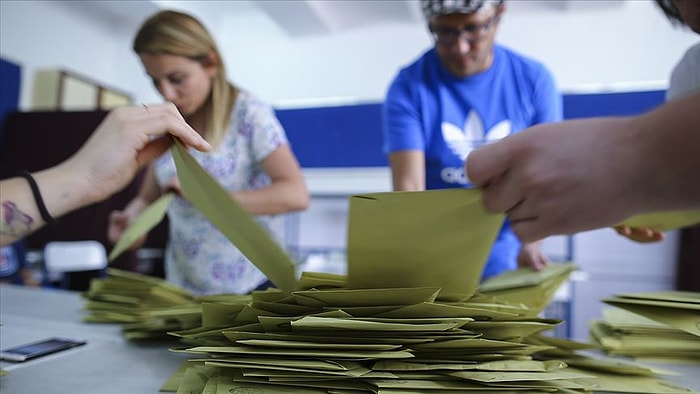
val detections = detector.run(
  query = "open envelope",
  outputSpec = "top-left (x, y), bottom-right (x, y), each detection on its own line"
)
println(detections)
top-left (346, 189), bottom-right (504, 301)
top-left (108, 193), bottom-right (174, 262)
top-left (171, 141), bottom-right (297, 293)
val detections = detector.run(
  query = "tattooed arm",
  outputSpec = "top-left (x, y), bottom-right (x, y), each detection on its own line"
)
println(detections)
top-left (0, 103), bottom-right (209, 247)
top-left (0, 166), bottom-right (94, 246)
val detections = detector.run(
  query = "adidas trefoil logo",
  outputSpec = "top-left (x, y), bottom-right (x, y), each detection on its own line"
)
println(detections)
top-left (440, 110), bottom-right (511, 184)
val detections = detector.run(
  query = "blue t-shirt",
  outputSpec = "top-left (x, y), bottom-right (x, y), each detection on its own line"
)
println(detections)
top-left (382, 45), bottom-right (562, 280)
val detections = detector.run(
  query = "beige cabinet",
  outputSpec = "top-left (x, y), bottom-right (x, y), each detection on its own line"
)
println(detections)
top-left (32, 69), bottom-right (132, 111)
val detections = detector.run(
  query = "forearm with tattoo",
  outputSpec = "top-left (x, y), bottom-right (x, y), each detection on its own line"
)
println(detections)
top-left (0, 200), bottom-right (35, 242)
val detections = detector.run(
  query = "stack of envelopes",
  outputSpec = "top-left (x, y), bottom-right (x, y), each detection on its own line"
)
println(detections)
top-left (82, 268), bottom-right (202, 340)
top-left (163, 269), bottom-right (697, 393)
top-left (163, 270), bottom-right (600, 393)
top-left (590, 291), bottom-right (700, 363)
top-left (477, 263), bottom-right (577, 315)
top-left (525, 332), bottom-right (697, 394)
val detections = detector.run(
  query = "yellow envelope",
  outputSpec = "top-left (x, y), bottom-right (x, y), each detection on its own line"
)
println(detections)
top-left (619, 210), bottom-right (700, 231)
top-left (186, 345), bottom-right (414, 359)
top-left (478, 262), bottom-right (577, 292)
top-left (108, 193), bottom-right (174, 262)
top-left (615, 291), bottom-right (700, 305)
top-left (375, 302), bottom-right (520, 320)
top-left (171, 141), bottom-right (297, 293)
top-left (602, 297), bottom-right (700, 337)
top-left (346, 189), bottom-right (504, 301)
top-left (565, 366), bottom-right (697, 393)
top-left (292, 287), bottom-right (441, 307)
top-left (289, 316), bottom-right (466, 332)
top-left (235, 339), bottom-right (401, 351)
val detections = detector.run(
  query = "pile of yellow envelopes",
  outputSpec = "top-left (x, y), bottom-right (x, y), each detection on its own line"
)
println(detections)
top-left (82, 268), bottom-right (201, 340)
top-left (163, 272), bottom-right (592, 393)
top-left (590, 291), bottom-right (700, 363)
top-left (158, 269), bottom-right (694, 393)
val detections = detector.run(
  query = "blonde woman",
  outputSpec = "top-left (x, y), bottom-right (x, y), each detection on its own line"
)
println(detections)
top-left (108, 10), bottom-right (309, 295)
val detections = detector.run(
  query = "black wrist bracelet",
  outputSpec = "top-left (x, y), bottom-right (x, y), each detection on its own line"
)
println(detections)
top-left (17, 170), bottom-right (58, 225)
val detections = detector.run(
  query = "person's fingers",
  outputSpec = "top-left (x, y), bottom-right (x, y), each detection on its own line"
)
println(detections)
top-left (163, 184), bottom-right (182, 196)
top-left (517, 244), bottom-right (549, 271)
top-left (108, 210), bottom-right (127, 226)
top-left (135, 136), bottom-right (172, 168)
top-left (509, 218), bottom-right (548, 244)
top-left (614, 225), bottom-right (631, 237)
top-left (633, 228), bottom-right (664, 243)
top-left (163, 177), bottom-right (182, 196)
top-left (612, 226), bottom-right (665, 243)
top-left (467, 142), bottom-right (528, 215)
top-left (141, 114), bottom-right (210, 151)
top-left (536, 253), bottom-right (550, 270)
top-left (139, 102), bottom-right (176, 114)
top-left (651, 230), bottom-right (665, 242)
top-left (465, 140), bottom-right (512, 187)
top-left (135, 103), bottom-right (210, 151)
top-left (107, 211), bottom-right (128, 243)
top-left (479, 168), bottom-right (530, 217)
top-left (128, 235), bottom-right (147, 251)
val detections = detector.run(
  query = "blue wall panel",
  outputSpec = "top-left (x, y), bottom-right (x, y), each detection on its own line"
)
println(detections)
top-left (0, 57), bottom-right (22, 145)
top-left (563, 90), bottom-right (665, 119)
top-left (277, 90), bottom-right (666, 168)
top-left (277, 103), bottom-right (388, 168)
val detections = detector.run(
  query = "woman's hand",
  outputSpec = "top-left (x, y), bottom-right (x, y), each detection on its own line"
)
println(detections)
top-left (163, 176), bottom-right (182, 196)
top-left (517, 242), bottom-right (550, 270)
top-left (64, 103), bottom-right (209, 205)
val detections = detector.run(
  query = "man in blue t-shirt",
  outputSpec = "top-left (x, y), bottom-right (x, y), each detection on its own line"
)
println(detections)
top-left (382, 0), bottom-right (563, 280)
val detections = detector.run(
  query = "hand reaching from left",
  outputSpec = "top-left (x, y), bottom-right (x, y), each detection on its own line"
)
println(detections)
top-left (66, 103), bottom-right (209, 205)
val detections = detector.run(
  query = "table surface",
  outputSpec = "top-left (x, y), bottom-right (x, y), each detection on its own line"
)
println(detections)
top-left (0, 284), bottom-right (188, 393)
top-left (1, 284), bottom-right (698, 393)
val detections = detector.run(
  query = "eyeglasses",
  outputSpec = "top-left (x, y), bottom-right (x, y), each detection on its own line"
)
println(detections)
top-left (429, 16), bottom-right (499, 47)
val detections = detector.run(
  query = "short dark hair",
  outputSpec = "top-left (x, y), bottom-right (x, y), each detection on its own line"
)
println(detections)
top-left (422, 0), bottom-right (505, 20)
top-left (654, 0), bottom-right (684, 26)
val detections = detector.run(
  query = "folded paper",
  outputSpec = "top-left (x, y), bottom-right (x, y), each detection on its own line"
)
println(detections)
top-left (347, 189), bottom-right (504, 301)
top-left (171, 141), bottom-right (298, 293)
top-left (108, 193), bottom-right (174, 262)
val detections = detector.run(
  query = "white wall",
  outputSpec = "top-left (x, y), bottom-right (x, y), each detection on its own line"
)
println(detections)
top-left (2, 1), bottom-right (698, 107)
top-left (221, 0), bottom-right (700, 105)
top-left (0, 1), bottom-right (146, 108)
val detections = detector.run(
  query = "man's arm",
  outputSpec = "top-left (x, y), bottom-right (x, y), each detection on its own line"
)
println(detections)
top-left (389, 150), bottom-right (426, 191)
top-left (466, 92), bottom-right (700, 243)
top-left (383, 70), bottom-right (428, 192)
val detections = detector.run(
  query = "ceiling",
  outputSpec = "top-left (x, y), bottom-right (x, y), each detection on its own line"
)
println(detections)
top-left (61, 0), bottom-right (625, 38)
top-left (62, 0), bottom-right (424, 37)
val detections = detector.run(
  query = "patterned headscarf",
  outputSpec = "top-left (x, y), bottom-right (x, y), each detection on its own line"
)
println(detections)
top-left (421, 0), bottom-right (504, 19)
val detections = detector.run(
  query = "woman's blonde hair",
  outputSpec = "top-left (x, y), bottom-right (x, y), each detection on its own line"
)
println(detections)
top-left (133, 10), bottom-right (235, 148)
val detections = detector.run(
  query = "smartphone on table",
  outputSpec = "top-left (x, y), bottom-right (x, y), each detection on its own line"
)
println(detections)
top-left (0, 337), bottom-right (87, 362)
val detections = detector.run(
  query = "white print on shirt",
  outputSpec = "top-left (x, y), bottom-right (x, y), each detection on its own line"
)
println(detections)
top-left (441, 110), bottom-right (511, 184)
